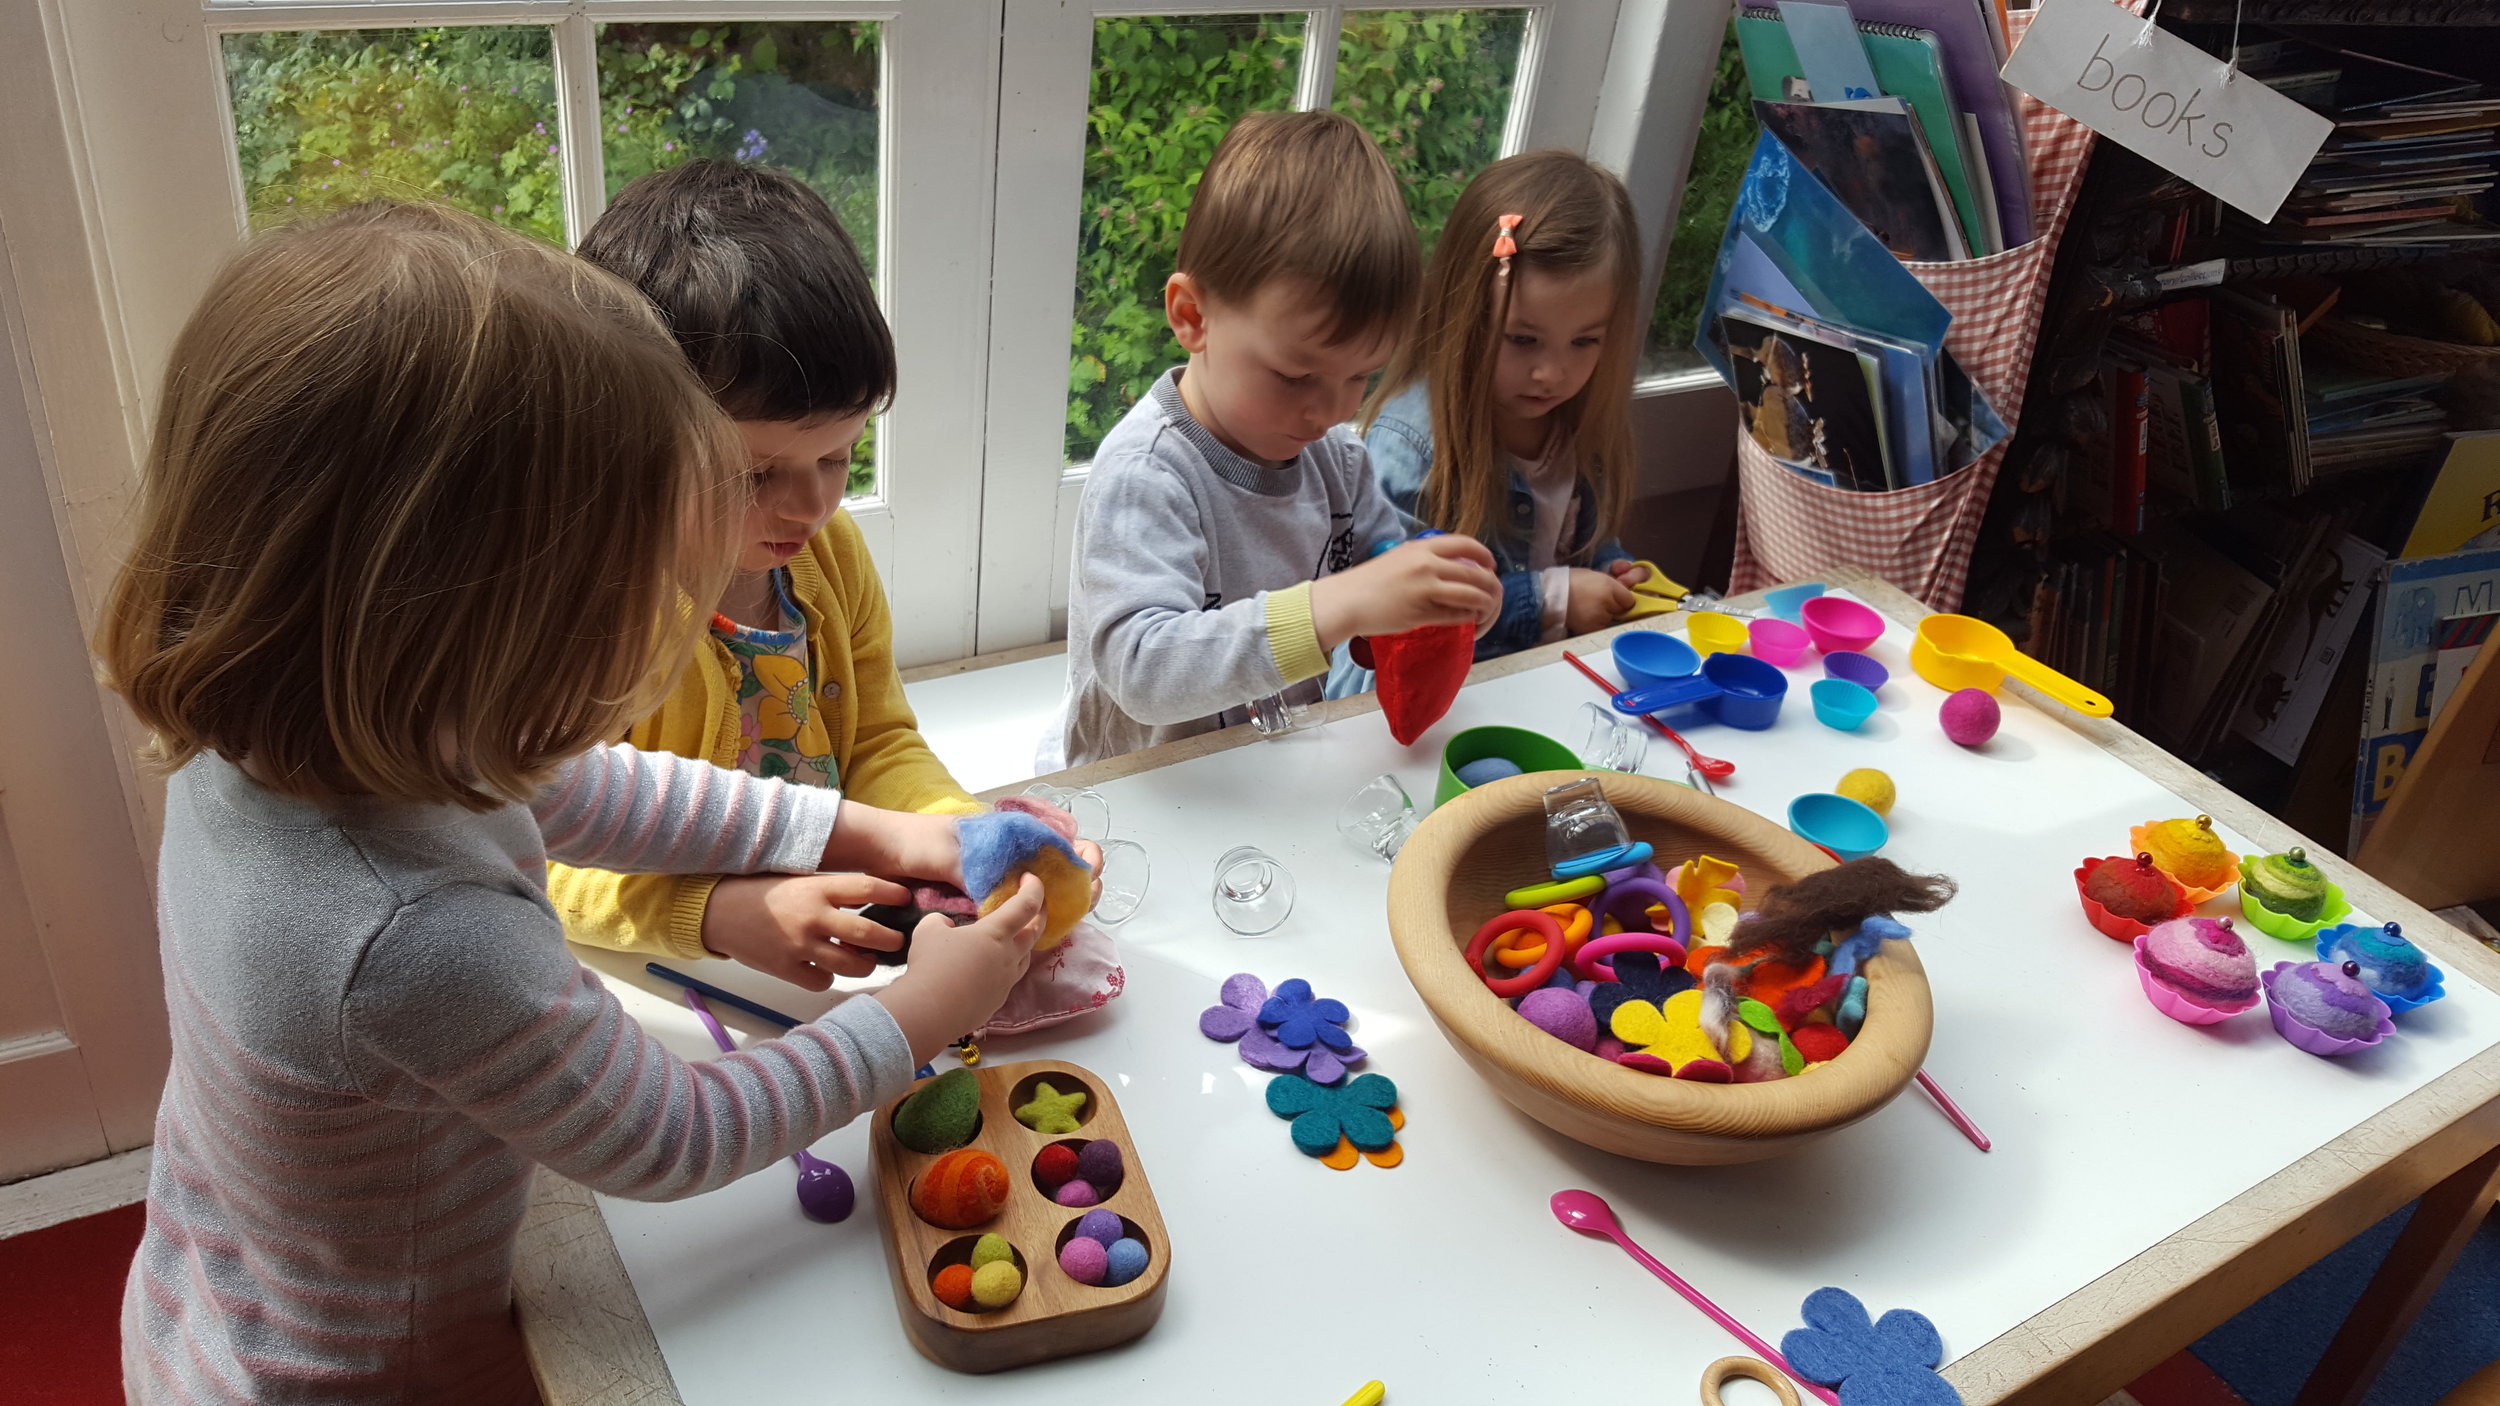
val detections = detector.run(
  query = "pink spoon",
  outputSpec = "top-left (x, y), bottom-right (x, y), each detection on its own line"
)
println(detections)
top-left (1550, 1189), bottom-right (1838, 1405)
top-left (685, 990), bottom-right (855, 1223)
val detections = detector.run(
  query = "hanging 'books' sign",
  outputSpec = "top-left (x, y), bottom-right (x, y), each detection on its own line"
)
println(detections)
top-left (2001, 0), bottom-right (2331, 221)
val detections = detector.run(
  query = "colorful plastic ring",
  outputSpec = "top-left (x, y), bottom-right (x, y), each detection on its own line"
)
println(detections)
top-left (1599, 877), bottom-right (1691, 946)
top-left (1505, 875), bottom-right (1603, 909)
top-left (1491, 903), bottom-right (1594, 968)
top-left (1573, 930), bottom-right (1691, 983)
top-left (1467, 910), bottom-right (1564, 997)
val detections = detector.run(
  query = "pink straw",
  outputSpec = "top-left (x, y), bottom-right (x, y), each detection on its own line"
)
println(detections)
top-left (1606, 1226), bottom-right (1837, 1404)
top-left (1915, 1069), bottom-right (1991, 1151)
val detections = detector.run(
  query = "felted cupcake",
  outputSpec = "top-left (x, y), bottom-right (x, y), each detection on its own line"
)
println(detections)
top-left (2129, 815), bottom-right (2240, 905)
top-left (2316, 922), bottom-right (2445, 1016)
top-left (2262, 960), bottom-right (2395, 1056)
top-left (2131, 916), bottom-right (2259, 1024)
top-left (2074, 853), bottom-right (2192, 941)
top-left (2236, 847), bottom-right (2351, 943)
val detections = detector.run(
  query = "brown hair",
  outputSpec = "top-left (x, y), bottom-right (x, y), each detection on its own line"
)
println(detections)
top-left (1177, 110), bottom-right (1419, 345)
top-left (97, 202), bottom-right (742, 809)
top-left (1366, 150), bottom-right (1643, 554)
top-left (1724, 859), bottom-right (1959, 966)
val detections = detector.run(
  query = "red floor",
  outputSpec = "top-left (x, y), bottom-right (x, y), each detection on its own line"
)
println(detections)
top-left (0, 1202), bottom-right (144, 1404)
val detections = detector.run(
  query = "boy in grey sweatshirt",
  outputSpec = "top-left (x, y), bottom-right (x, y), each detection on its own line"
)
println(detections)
top-left (1055, 111), bottom-right (1500, 768)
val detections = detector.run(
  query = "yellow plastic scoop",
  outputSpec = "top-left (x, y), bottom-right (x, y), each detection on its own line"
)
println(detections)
top-left (1910, 613), bottom-right (2113, 717)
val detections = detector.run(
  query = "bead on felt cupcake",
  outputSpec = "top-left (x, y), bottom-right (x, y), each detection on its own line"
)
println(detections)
top-left (2073, 853), bottom-right (2192, 941)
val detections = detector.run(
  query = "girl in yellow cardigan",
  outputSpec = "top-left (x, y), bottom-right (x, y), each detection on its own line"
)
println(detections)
top-left (558, 159), bottom-right (1004, 989)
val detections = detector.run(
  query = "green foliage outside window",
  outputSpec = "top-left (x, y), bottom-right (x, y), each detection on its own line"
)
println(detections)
top-left (1644, 25), bottom-right (1756, 377)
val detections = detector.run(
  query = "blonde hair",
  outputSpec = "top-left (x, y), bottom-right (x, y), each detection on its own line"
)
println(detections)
top-left (98, 202), bottom-right (742, 809)
top-left (1178, 110), bottom-right (1420, 345)
top-left (1366, 150), bottom-right (1642, 554)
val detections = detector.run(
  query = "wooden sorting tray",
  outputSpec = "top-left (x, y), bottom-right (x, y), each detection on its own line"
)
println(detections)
top-left (869, 1058), bottom-right (1170, 1373)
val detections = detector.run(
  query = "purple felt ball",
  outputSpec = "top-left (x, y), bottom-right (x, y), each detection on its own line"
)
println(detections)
top-left (1058, 1235), bottom-right (1109, 1285)
top-left (1074, 1139), bottom-right (1124, 1191)
top-left (1076, 1209), bottom-right (1124, 1246)
top-left (1515, 987), bottom-right (1598, 1052)
top-left (1054, 1178), bottom-right (1100, 1207)
top-left (1939, 688), bottom-right (2001, 747)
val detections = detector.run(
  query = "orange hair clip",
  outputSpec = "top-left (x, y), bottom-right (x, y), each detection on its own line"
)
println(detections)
top-left (1492, 212), bottom-right (1523, 268)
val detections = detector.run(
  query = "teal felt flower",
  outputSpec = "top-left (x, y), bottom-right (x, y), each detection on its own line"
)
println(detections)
top-left (1265, 1072), bottom-right (1399, 1157)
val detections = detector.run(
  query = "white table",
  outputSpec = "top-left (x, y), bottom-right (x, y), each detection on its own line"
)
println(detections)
top-left (518, 571), bottom-right (2500, 1405)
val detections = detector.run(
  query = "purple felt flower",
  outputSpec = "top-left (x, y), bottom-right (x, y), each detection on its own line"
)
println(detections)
top-left (1242, 1024), bottom-right (1365, 1085)
top-left (1258, 977), bottom-right (1352, 1051)
top-left (1781, 1287), bottom-right (1960, 1406)
top-left (1199, 973), bottom-right (1268, 1042)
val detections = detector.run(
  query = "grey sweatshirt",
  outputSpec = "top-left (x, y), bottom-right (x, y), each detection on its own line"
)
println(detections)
top-left (1054, 368), bottom-right (1405, 767)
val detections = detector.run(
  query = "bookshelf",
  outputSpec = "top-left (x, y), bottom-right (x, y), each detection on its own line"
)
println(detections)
top-left (1962, 10), bottom-right (2500, 864)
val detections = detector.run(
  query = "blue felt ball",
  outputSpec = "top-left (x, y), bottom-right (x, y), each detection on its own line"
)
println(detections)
top-left (1104, 1237), bottom-right (1149, 1286)
top-left (1455, 757), bottom-right (1524, 789)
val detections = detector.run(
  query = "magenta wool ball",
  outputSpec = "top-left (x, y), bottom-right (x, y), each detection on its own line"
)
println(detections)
top-left (1939, 688), bottom-right (2001, 747)
top-left (1053, 1178), bottom-right (1101, 1207)
top-left (1058, 1235), bottom-right (1110, 1285)
top-left (1516, 987), bottom-right (1598, 1052)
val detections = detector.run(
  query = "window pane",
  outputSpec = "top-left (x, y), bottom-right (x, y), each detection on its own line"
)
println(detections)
top-left (1333, 9), bottom-right (1528, 251)
top-left (222, 27), bottom-right (562, 243)
top-left (1642, 23), bottom-right (1755, 379)
top-left (1065, 15), bottom-right (1308, 465)
top-left (596, 22), bottom-right (884, 496)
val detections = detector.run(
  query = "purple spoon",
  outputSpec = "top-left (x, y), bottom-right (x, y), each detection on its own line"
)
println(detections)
top-left (1550, 1189), bottom-right (1838, 1405)
top-left (684, 990), bottom-right (855, 1223)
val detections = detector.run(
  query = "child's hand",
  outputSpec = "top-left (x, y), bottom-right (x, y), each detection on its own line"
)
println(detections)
top-left (701, 874), bottom-right (911, 989)
top-left (1609, 560), bottom-right (1651, 588)
top-left (875, 875), bottom-right (1047, 1062)
top-left (821, 806), bottom-right (963, 890)
top-left (1075, 839), bottom-right (1105, 909)
top-left (1312, 534), bottom-right (1501, 651)
top-left (1565, 567), bottom-right (1637, 636)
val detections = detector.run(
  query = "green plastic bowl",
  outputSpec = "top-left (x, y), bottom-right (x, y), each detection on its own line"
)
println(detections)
top-left (2237, 876), bottom-right (2352, 944)
top-left (1435, 726), bottom-right (1582, 807)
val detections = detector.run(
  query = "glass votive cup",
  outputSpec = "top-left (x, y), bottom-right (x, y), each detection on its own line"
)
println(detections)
top-left (1090, 838), bottom-right (1150, 926)
top-left (1211, 845), bottom-right (1296, 935)
top-left (1337, 773), bottom-right (1418, 862)
top-left (1022, 782), bottom-right (1111, 841)
top-left (1579, 701), bottom-right (1650, 774)
top-left (1247, 691), bottom-right (1308, 738)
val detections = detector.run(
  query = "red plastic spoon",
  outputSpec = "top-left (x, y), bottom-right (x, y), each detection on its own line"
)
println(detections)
top-left (1564, 650), bottom-right (1736, 780)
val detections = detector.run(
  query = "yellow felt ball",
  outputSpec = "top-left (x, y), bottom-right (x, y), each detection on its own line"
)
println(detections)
top-left (970, 1258), bottom-right (1024, 1309)
top-left (1836, 768), bottom-right (1896, 816)
top-left (980, 843), bottom-right (1095, 952)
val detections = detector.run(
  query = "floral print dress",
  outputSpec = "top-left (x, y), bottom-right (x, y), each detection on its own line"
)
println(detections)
top-left (712, 569), bottom-right (838, 788)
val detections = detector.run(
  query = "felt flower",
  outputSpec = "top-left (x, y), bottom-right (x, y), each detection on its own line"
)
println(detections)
top-left (1266, 1072), bottom-right (1399, 1157)
top-left (1258, 978), bottom-right (1353, 1051)
top-left (1587, 950), bottom-right (1697, 1026)
top-left (1673, 854), bottom-right (1745, 915)
top-left (1242, 1025), bottom-right (1364, 1085)
top-left (1781, 1287), bottom-right (1961, 1406)
top-left (1611, 988), bottom-right (1749, 1076)
top-left (1198, 973), bottom-right (1268, 1042)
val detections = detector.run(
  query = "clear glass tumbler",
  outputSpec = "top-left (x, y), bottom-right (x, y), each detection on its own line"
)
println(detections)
top-left (1337, 773), bottom-right (1418, 862)
top-left (1211, 845), bottom-right (1295, 935)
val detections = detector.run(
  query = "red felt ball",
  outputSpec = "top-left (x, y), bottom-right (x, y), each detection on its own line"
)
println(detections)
top-left (932, 1263), bottom-right (976, 1310)
top-left (1791, 1023), bottom-right (1850, 1064)
top-left (1032, 1143), bottom-right (1080, 1190)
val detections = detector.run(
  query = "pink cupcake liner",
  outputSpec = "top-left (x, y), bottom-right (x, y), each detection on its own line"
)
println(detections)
top-left (2130, 933), bottom-right (2258, 1025)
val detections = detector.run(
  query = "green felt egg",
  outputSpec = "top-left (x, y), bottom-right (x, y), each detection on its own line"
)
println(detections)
top-left (893, 1067), bottom-right (981, 1153)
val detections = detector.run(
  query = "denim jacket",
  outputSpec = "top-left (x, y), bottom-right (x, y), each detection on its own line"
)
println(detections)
top-left (1324, 385), bottom-right (1629, 697)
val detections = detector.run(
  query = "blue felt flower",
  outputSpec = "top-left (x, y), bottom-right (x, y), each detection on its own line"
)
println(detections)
top-left (1587, 951), bottom-right (1697, 1026)
top-left (1265, 1072), bottom-right (1399, 1157)
top-left (1259, 978), bottom-right (1353, 1051)
top-left (1781, 1287), bottom-right (1961, 1406)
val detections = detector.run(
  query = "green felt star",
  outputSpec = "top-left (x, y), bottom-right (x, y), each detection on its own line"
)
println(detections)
top-left (1013, 1080), bottom-right (1088, 1134)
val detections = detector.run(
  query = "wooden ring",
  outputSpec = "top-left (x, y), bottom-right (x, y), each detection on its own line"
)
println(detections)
top-left (1698, 1356), bottom-right (1802, 1406)
top-left (1465, 910), bottom-right (1563, 998)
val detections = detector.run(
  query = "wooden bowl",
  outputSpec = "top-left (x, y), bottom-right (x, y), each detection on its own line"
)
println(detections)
top-left (1387, 770), bottom-right (1933, 1165)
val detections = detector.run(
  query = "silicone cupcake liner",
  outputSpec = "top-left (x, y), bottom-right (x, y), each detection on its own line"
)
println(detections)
top-left (2312, 925), bottom-right (2448, 1016)
top-left (2261, 963), bottom-right (2395, 1056)
top-left (2130, 933), bottom-right (2258, 1025)
top-left (2128, 823), bottom-right (2241, 907)
top-left (2072, 859), bottom-right (2192, 942)
top-left (2235, 877), bottom-right (2352, 945)
top-left (1821, 651), bottom-right (1888, 693)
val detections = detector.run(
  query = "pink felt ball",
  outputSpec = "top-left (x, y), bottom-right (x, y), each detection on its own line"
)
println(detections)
top-left (1938, 688), bottom-right (2001, 747)
top-left (1054, 1178), bottom-right (1100, 1207)
top-left (1058, 1235), bottom-right (1109, 1285)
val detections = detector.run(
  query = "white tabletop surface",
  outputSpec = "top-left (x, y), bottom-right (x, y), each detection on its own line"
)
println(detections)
top-left (579, 593), bottom-right (2500, 1403)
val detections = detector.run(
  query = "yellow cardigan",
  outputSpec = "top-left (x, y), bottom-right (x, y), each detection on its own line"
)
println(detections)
top-left (550, 512), bottom-right (982, 960)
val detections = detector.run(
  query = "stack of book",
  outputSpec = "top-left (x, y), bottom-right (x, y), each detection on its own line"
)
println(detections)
top-left (2235, 38), bottom-right (2500, 248)
top-left (2303, 363), bottom-right (2452, 478)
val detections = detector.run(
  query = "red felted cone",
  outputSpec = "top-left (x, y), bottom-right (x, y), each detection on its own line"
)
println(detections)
top-left (1372, 622), bottom-right (1472, 745)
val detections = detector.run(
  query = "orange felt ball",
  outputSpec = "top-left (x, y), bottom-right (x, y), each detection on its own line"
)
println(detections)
top-left (912, 1149), bottom-right (1010, 1230)
top-left (932, 1263), bottom-right (977, 1310)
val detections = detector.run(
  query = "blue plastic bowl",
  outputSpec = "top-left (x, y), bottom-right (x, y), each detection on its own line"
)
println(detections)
top-left (1762, 582), bottom-right (1827, 624)
top-left (1699, 652), bottom-right (1787, 730)
top-left (1789, 792), bottom-right (1889, 860)
top-left (1822, 650), bottom-right (1889, 693)
top-left (1810, 678), bottom-right (1878, 731)
top-left (1612, 630), bottom-right (1701, 692)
